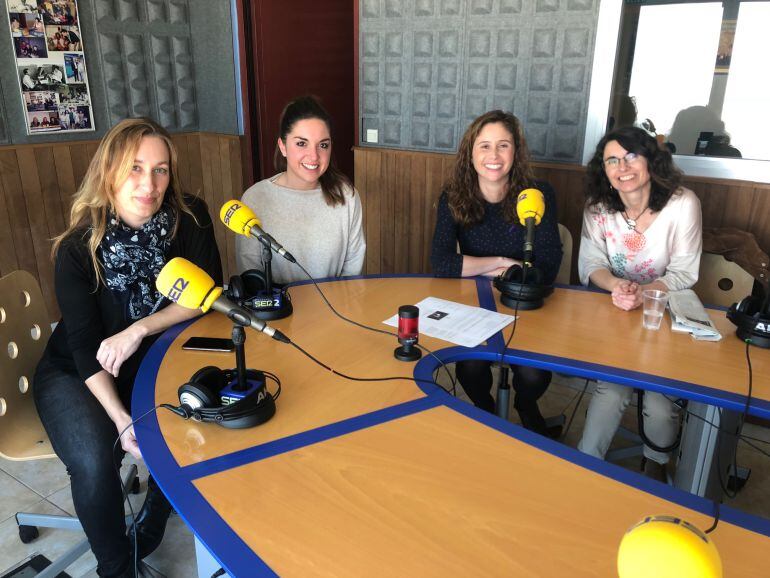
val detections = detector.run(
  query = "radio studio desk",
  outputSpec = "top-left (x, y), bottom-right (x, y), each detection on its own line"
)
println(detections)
top-left (134, 277), bottom-right (770, 577)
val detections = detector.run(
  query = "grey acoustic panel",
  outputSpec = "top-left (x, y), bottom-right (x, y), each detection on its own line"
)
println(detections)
top-left (0, 0), bottom-right (237, 144)
top-left (93, 0), bottom-right (197, 132)
top-left (359, 0), bottom-right (600, 162)
top-left (0, 80), bottom-right (7, 144)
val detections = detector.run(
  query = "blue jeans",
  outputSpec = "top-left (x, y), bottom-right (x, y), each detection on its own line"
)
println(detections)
top-left (33, 357), bottom-right (131, 577)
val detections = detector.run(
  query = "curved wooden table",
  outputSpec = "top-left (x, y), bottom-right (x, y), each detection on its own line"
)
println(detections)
top-left (134, 276), bottom-right (770, 577)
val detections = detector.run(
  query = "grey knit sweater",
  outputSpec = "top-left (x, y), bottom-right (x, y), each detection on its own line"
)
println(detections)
top-left (235, 175), bottom-right (366, 284)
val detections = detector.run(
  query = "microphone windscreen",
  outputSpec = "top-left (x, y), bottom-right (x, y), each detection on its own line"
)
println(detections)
top-left (220, 200), bottom-right (260, 236)
top-left (516, 188), bottom-right (545, 226)
top-left (156, 257), bottom-right (222, 312)
top-left (618, 515), bottom-right (722, 578)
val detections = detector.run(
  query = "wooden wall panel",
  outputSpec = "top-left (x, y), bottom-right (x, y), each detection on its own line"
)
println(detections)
top-left (0, 133), bottom-right (244, 322)
top-left (354, 147), bottom-right (770, 282)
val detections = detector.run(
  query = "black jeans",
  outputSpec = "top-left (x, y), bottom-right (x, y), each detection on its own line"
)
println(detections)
top-left (455, 359), bottom-right (552, 433)
top-left (33, 357), bottom-right (131, 577)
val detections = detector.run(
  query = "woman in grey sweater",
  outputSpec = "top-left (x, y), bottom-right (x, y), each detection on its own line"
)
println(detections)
top-left (236, 96), bottom-right (365, 284)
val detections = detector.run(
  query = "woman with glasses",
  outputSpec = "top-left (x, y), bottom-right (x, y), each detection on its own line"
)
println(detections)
top-left (577, 126), bottom-right (702, 481)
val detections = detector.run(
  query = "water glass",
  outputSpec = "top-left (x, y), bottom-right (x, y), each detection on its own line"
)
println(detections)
top-left (642, 290), bottom-right (669, 330)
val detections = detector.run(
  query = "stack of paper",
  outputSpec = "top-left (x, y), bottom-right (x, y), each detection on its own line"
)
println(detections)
top-left (668, 289), bottom-right (722, 341)
top-left (383, 296), bottom-right (515, 348)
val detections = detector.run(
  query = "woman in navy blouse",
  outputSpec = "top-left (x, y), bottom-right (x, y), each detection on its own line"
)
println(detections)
top-left (431, 110), bottom-right (563, 437)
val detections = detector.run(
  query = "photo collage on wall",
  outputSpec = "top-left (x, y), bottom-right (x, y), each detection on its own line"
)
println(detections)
top-left (6, 0), bottom-right (94, 134)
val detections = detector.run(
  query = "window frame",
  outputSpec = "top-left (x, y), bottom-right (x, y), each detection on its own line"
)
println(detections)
top-left (582, 0), bottom-right (770, 183)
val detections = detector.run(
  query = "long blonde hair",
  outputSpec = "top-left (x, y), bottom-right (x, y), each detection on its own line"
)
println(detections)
top-left (52, 117), bottom-right (193, 286)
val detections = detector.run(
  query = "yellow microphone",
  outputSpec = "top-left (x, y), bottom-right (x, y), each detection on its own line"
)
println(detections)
top-left (220, 200), bottom-right (296, 263)
top-left (618, 515), bottom-right (722, 578)
top-left (515, 188), bottom-right (545, 266)
top-left (156, 257), bottom-right (290, 343)
top-left (516, 188), bottom-right (545, 226)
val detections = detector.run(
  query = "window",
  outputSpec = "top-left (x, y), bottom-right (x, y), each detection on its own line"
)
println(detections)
top-left (584, 0), bottom-right (770, 181)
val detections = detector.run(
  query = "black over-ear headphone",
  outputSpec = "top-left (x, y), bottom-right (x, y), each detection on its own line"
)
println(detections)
top-left (727, 295), bottom-right (770, 348)
top-left (227, 270), bottom-right (293, 320)
top-left (493, 264), bottom-right (553, 310)
top-left (175, 366), bottom-right (279, 428)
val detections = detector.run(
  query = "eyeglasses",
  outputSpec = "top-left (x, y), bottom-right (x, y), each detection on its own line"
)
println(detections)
top-left (603, 152), bottom-right (640, 168)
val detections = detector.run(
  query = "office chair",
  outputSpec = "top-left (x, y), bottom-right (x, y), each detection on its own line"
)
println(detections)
top-left (0, 270), bottom-right (139, 577)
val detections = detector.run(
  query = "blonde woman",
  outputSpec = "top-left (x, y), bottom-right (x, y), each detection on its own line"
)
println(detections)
top-left (33, 118), bottom-right (222, 577)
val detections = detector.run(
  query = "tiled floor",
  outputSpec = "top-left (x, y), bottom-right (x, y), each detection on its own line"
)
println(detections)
top-left (1, 373), bottom-right (768, 577)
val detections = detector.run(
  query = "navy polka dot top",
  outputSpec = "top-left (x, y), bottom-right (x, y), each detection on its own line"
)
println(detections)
top-left (430, 180), bottom-right (563, 284)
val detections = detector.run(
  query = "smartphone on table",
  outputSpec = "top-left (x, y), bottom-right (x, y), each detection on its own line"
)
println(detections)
top-left (181, 337), bottom-right (235, 352)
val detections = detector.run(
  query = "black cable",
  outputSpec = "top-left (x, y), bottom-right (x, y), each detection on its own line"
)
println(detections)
top-left (112, 404), bottom-right (165, 578)
top-left (560, 379), bottom-right (590, 441)
top-left (636, 389), bottom-right (683, 453)
top-left (739, 436), bottom-right (770, 459)
top-left (704, 502), bottom-right (721, 534)
top-left (680, 405), bottom-right (770, 453)
top-left (293, 261), bottom-right (458, 396)
top-left (287, 340), bottom-right (453, 393)
top-left (493, 272), bottom-right (524, 415)
top-left (705, 340), bottom-right (755, 533)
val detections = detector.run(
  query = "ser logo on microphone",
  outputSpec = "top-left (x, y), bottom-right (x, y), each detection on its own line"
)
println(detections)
top-left (222, 202), bottom-right (241, 226)
top-left (168, 277), bottom-right (189, 303)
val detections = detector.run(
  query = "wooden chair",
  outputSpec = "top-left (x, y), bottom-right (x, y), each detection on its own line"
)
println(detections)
top-left (556, 224), bottom-right (573, 285)
top-left (693, 252), bottom-right (754, 307)
top-left (0, 270), bottom-right (138, 577)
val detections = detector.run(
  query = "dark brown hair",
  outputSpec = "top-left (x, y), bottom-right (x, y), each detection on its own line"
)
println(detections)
top-left (273, 95), bottom-right (351, 206)
top-left (585, 125), bottom-right (683, 213)
top-left (444, 110), bottom-right (534, 227)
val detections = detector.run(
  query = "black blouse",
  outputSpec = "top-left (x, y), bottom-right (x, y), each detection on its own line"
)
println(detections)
top-left (41, 195), bottom-right (223, 393)
top-left (430, 180), bottom-right (563, 284)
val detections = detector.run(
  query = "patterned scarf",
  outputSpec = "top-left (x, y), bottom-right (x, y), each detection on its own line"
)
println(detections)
top-left (99, 206), bottom-right (176, 320)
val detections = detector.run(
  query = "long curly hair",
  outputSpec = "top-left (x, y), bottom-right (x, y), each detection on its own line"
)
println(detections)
top-left (52, 117), bottom-right (193, 286)
top-left (585, 125), bottom-right (683, 213)
top-left (273, 95), bottom-right (351, 207)
top-left (444, 110), bottom-right (534, 227)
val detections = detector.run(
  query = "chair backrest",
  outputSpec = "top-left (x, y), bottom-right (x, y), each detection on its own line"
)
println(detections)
top-left (556, 224), bottom-right (573, 285)
top-left (0, 270), bottom-right (55, 460)
top-left (693, 253), bottom-right (754, 308)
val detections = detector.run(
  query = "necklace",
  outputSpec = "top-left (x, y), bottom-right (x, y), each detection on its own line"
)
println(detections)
top-left (622, 206), bottom-right (648, 231)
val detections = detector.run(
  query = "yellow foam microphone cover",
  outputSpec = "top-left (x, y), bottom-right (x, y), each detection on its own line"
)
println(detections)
top-left (220, 200), bottom-right (260, 236)
top-left (516, 188), bottom-right (545, 226)
top-left (618, 515), bottom-right (722, 578)
top-left (156, 257), bottom-right (223, 313)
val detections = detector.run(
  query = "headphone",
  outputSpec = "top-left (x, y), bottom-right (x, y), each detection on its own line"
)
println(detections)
top-left (174, 366), bottom-right (279, 428)
top-left (727, 295), bottom-right (770, 349)
top-left (227, 270), bottom-right (293, 320)
top-left (493, 264), bottom-right (553, 310)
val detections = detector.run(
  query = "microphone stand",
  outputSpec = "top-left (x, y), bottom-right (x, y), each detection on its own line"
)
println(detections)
top-left (232, 323), bottom-right (248, 392)
top-left (259, 237), bottom-right (274, 296)
top-left (247, 234), bottom-right (292, 321)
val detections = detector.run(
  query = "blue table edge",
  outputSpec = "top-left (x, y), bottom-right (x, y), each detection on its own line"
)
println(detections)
top-left (133, 275), bottom-right (770, 577)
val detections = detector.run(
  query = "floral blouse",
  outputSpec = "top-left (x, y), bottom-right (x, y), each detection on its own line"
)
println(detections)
top-left (578, 187), bottom-right (702, 291)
